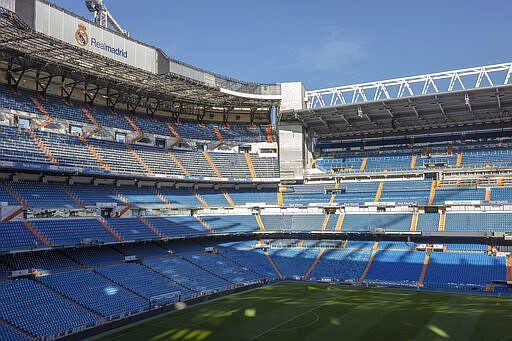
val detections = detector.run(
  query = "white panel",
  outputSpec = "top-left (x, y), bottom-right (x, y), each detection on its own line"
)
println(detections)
top-left (169, 61), bottom-right (204, 82)
top-left (34, 1), bottom-right (157, 74)
top-left (280, 82), bottom-right (306, 111)
top-left (63, 11), bottom-right (74, 41)
top-left (279, 122), bottom-right (304, 179)
top-left (35, 0), bottom-right (48, 33)
top-left (48, 5), bottom-right (62, 39)
top-left (0, 0), bottom-right (15, 11)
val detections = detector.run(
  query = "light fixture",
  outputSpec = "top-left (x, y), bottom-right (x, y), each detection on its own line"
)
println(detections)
top-left (357, 106), bottom-right (364, 117)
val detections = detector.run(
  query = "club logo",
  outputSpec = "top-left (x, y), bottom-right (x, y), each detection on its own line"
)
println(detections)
top-left (75, 24), bottom-right (89, 47)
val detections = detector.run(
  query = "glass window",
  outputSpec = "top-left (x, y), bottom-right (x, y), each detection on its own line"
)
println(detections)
top-left (70, 125), bottom-right (82, 135)
top-left (18, 117), bottom-right (30, 129)
top-left (115, 132), bottom-right (126, 143)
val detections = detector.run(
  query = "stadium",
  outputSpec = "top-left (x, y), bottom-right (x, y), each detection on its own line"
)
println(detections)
top-left (0, 0), bottom-right (512, 340)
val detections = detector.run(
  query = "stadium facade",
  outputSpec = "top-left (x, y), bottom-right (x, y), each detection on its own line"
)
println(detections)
top-left (0, 0), bottom-right (512, 339)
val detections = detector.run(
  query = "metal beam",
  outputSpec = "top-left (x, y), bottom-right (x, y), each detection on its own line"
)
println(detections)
top-left (0, 9), bottom-right (277, 116)
top-left (408, 99), bottom-right (421, 119)
top-left (307, 62), bottom-right (512, 108)
top-left (434, 95), bottom-right (447, 119)
top-left (496, 88), bottom-right (502, 111)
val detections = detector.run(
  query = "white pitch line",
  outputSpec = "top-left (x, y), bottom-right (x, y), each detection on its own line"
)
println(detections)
top-left (248, 303), bottom-right (325, 341)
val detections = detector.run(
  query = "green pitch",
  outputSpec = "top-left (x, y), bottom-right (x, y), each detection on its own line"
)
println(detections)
top-left (90, 282), bottom-right (512, 341)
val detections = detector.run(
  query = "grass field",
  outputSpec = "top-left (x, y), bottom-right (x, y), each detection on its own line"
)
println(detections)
top-left (90, 282), bottom-right (512, 341)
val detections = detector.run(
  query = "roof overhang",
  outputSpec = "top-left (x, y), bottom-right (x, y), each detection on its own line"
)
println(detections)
top-left (281, 85), bottom-right (512, 139)
top-left (0, 6), bottom-right (279, 113)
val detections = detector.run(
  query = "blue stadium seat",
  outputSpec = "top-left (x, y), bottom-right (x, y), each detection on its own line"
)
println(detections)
top-left (309, 249), bottom-right (372, 281)
top-left (143, 256), bottom-right (232, 293)
top-left (95, 263), bottom-right (192, 303)
top-left (364, 250), bottom-right (424, 285)
top-left (423, 252), bottom-right (506, 289)
top-left (185, 253), bottom-right (262, 284)
top-left (0, 279), bottom-right (99, 338)
top-left (39, 270), bottom-right (149, 319)
top-left (267, 248), bottom-right (319, 279)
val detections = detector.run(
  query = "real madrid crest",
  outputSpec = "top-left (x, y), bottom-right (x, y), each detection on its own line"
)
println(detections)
top-left (75, 24), bottom-right (89, 47)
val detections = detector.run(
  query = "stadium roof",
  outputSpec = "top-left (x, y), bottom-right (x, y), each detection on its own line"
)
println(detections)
top-left (0, 5), bottom-right (280, 115)
top-left (281, 63), bottom-right (512, 139)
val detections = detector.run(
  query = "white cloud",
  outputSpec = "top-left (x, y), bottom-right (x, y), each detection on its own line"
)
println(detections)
top-left (294, 26), bottom-right (369, 71)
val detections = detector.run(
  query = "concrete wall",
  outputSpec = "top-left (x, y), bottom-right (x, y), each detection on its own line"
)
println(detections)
top-left (278, 122), bottom-right (304, 179)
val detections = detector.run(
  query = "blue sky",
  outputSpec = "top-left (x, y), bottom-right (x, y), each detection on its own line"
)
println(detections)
top-left (49, 0), bottom-right (512, 90)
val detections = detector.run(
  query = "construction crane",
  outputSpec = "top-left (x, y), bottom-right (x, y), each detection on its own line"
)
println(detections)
top-left (85, 0), bottom-right (128, 36)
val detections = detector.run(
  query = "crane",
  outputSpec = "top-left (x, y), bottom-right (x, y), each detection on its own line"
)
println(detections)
top-left (85, 0), bottom-right (128, 36)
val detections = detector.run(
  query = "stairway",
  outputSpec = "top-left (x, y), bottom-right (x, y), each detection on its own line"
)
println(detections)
top-left (78, 135), bottom-right (111, 171)
top-left (166, 122), bottom-right (182, 140)
top-left (124, 143), bottom-right (153, 174)
top-left (33, 279), bottom-right (104, 318)
top-left (329, 183), bottom-right (339, 203)
top-left (263, 251), bottom-right (284, 280)
top-left (428, 179), bottom-right (437, 205)
top-left (190, 189), bottom-right (208, 207)
top-left (138, 216), bottom-right (164, 239)
top-left (81, 107), bottom-right (101, 136)
top-left (321, 214), bottom-right (330, 232)
top-left (277, 185), bottom-right (284, 206)
top-left (22, 221), bottom-right (52, 247)
top-left (374, 182), bottom-right (384, 202)
top-left (410, 212), bottom-right (418, 232)
top-left (194, 216), bottom-right (214, 233)
top-left (303, 249), bottom-right (325, 280)
top-left (60, 184), bottom-right (85, 208)
top-left (97, 218), bottom-right (123, 241)
top-left (124, 115), bottom-right (143, 142)
top-left (359, 156), bottom-right (368, 171)
top-left (335, 214), bottom-right (345, 231)
top-left (254, 214), bottom-right (266, 232)
top-left (163, 148), bottom-right (190, 176)
top-left (0, 180), bottom-right (27, 208)
top-left (438, 212), bottom-right (446, 232)
top-left (202, 151), bottom-right (222, 178)
top-left (456, 152), bottom-right (463, 167)
top-left (25, 128), bottom-right (59, 165)
top-left (151, 188), bottom-right (174, 209)
top-left (358, 241), bottom-right (379, 283)
top-left (220, 188), bottom-right (235, 207)
top-left (110, 187), bottom-right (131, 216)
top-left (31, 97), bottom-right (53, 129)
top-left (244, 153), bottom-right (257, 178)
top-left (417, 250), bottom-right (431, 287)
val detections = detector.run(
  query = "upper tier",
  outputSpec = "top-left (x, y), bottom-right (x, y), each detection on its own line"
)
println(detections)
top-left (0, 83), bottom-right (272, 143)
top-left (0, 83), bottom-right (279, 181)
